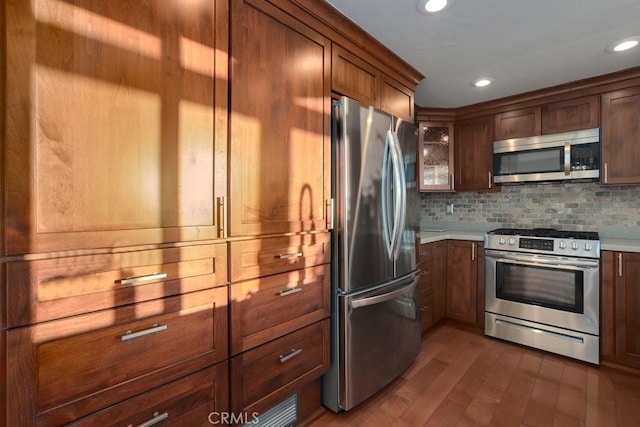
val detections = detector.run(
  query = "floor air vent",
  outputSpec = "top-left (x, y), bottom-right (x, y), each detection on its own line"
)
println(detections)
top-left (246, 394), bottom-right (297, 427)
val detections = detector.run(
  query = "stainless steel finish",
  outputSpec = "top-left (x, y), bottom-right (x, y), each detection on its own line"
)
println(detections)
top-left (217, 196), bottom-right (227, 238)
top-left (279, 287), bottom-right (302, 297)
top-left (618, 253), bottom-right (623, 276)
top-left (484, 227), bottom-right (601, 364)
top-left (485, 313), bottom-right (599, 364)
top-left (277, 252), bottom-right (303, 259)
top-left (279, 348), bottom-right (303, 363)
top-left (493, 128), bottom-right (600, 183)
top-left (488, 171), bottom-right (492, 188)
top-left (121, 323), bottom-right (168, 341)
top-left (323, 97), bottom-right (420, 412)
top-left (604, 162), bottom-right (609, 184)
top-left (472, 242), bottom-right (476, 261)
top-left (327, 198), bottom-right (335, 230)
top-left (116, 273), bottom-right (167, 285)
top-left (133, 411), bottom-right (169, 427)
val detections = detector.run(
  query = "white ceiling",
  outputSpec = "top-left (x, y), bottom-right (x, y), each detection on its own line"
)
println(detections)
top-left (325, 0), bottom-right (640, 108)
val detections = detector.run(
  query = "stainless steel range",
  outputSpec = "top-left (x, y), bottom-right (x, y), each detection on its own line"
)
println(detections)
top-left (484, 228), bottom-right (600, 364)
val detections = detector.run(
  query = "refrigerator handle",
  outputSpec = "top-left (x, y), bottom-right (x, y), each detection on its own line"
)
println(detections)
top-left (381, 130), bottom-right (394, 258)
top-left (350, 275), bottom-right (418, 309)
top-left (390, 129), bottom-right (407, 259)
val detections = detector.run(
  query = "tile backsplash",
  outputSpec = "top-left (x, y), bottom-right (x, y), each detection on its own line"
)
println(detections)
top-left (420, 182), bottom-right (640, 238)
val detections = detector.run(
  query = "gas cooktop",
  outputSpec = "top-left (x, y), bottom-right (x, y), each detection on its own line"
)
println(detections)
top-left (485, 228), bottom-right (600, 258)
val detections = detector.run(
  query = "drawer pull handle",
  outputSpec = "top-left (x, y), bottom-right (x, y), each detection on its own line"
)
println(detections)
top-left (117, 273), bottom-right (168, 285)
top-left (121, 324), bottom-right (168, 341)
top-left (279, 348), bottom-right (303, 363)
top-left (129, 411), bottom-right (169, 427)
top-left (277, 252), bottom-right (303, 259)
top-left (279, 287), bottom-right (302, 297)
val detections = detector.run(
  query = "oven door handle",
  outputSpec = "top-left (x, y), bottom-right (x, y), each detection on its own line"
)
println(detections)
top-left (486, 252), bottom-right (599, 269)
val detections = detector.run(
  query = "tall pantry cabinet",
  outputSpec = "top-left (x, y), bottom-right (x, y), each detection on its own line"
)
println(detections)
top-left (2, 0), bottom-right (230, 425)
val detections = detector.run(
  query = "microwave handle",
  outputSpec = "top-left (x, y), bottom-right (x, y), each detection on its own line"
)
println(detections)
top-left (564, 142), bottom-right (571, 176)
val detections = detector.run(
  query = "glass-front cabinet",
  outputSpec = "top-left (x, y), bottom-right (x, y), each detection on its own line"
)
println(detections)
top-left (418, 121), bottom-right (454, 191)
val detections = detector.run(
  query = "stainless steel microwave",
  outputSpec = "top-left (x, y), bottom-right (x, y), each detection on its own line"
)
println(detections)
top-left (493, 128), bottom-right (600, 184)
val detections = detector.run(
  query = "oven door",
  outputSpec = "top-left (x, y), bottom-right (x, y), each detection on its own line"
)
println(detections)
top-left (485, 250), bottom-right (599, 336)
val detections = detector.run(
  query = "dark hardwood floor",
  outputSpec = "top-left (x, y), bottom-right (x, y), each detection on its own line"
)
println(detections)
top-left (308, 323), bottom-right (640, 426)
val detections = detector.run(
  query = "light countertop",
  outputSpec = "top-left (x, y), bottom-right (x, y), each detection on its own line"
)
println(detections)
top-left (419, 229), bottom-right (640, 254)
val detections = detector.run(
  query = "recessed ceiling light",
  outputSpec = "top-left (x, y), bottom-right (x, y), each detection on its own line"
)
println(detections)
top-left (606, 36), bottom-right (640, 53)
top-left (416, 0), bottom-right (454, 15)
top-left (474, 78), bottom-right (494, 87)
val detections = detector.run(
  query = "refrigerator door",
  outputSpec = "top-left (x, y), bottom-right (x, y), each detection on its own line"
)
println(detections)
top-left (334, 97), bottom-right (396, 293)
top-left (394, 118), bottom-right (419, 277)
top-left (338, 272), bottom-right (420, 410)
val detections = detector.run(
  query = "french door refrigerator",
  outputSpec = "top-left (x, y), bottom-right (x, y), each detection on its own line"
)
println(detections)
top-left (322, 96), bottom-right (421, 412)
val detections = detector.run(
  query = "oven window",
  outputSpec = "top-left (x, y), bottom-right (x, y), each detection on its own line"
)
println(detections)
top-left (496, 262), bottom-right (584, 313)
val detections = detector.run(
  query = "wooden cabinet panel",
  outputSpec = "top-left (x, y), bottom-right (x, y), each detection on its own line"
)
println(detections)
top-left (454, 116), bottom-right (494, 192)
top-left (417, 241), bottom-right (446, 333)
top-left (332, 44), bottom-right (380, 108)
top-left (6, 243), bottom-right (228, 327)
top-left (494, 107), bottom-right (541, 140)
top-left (601, 87), bottom-right (640, 185)
top-left (61, 363), bottom-right (228, 427)
top-left (433, 241), bottom-right (447, 324)
top-left (230, 265), bottom-right (330, 354)
top-left (5, 288), bottom-right (227, 425)
top-left (230, 233), bottom-right (330, 282)
top-left (230, 319), bottom-right (330, 415)
top-left (3, 0), bottom-right (228, 255)
top-left (230, 0), bottom-right (331, 236)
top-left (541, 95), bottom-right (600, 134)
top-left (446, 240), bottom-right (480, 325)
top-left (380, 75), bottom-right (414, 122)
top-left (614, 252), bottom-right (640, 369)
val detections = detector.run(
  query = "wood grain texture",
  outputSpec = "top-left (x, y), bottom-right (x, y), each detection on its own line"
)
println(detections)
top-left (494, 107), bottom-right (542, 140)
top-left (309, 324), bottom-right (640, 427)
top-left (454, 116), bottom-right (494, 192)
top-left (446, 240), bottom-right (478, 325)
top-left (541, 95), bottom-right (600, 134)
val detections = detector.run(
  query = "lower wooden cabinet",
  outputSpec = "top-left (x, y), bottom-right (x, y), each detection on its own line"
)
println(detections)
top-left (602, 250), bottom-right (640, 369)
top-left (446, 240), bottom-right (484, 326)
top-left (68, 363), bottom-right (228, 427)
top-left (230, 319), bottom-right (330, 415)
top-left (417, 241), bottom-right (446, 333)
top-left (4, 288), bottom-right (228, 426)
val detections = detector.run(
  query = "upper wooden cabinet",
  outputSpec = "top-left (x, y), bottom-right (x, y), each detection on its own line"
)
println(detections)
top-left (229, 0), bottom-right (331, 236)
top-left (331, 44), bottom-right (414, 121)
top-left (493, 95), bottom-right (600, 140)
top-left (541, 95), bottom-right (600, 134)
top-left (331, 44), bottom-right (380, 109)
top-left (2, 0), bottom-right (228, 255)
top-left (601, 87), bottom-right (640, 185)
top-left (454, 116), bottom-right (495, 192)
top-left (494, 107), bottom-right (541, 140)
top-left (418, 122), bottom-right (454, 191)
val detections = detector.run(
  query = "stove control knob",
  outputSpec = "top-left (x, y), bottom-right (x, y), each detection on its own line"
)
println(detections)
top-left (559, 240), bottom-right (566, 249)
top-left (571, 241), bottom-right (579, 250)
top-left (499, 237), bottom-right (506, 245)
top-left (584, 243), bottom-right (593, 251)
top-left (509, 238), bottom-right (516, 245)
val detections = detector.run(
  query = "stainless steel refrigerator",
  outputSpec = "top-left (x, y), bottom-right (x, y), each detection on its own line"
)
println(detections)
top-left (322, 96), bottom-right (421, 412)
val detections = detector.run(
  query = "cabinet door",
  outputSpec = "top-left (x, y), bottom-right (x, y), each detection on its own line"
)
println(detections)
top-left (446, 240), bottom-right (478, 325)
top-left (3, 0), bottom-right (228, 255)
top-left (541, 95), bottom-right (600, 134)
top-left (454, 116), bottom-right (494, 191)
top-left (419, 122), bottom-right (454, 191)
top-left (601, 87), bottom-right (640, 185)
top-left (433, 241), bottom-right (447, 324)
top-left (230, 0), bottom-right (331, 236)
top-left (614, 252), bottom-right (640, 368)
top-left (331, 44), bottom-right (380, 108)
top-left (494, 107), bottom-right (541, 140)
top-left (380, 75), bottom-right (415, 122)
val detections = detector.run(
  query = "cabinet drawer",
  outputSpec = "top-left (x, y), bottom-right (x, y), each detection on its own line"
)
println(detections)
top-left (230, 265), bottom-right (330, 354)
top-left (230, 233), bottom-right (330, 282)
top-left (418, 243), bottom-right (434, 263)
top-left (6, 243), bottom-right (228, 327)
top-left (63, 363), bottom-right (228, 427)
top-left (231, 319), bottom-right (330, 414)
top-left (420, 292), bottom-right (435, 332)
top-left (6, 288), bottom-right (227, 424)
top-left (418, 263), bottom-right (434, 296)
